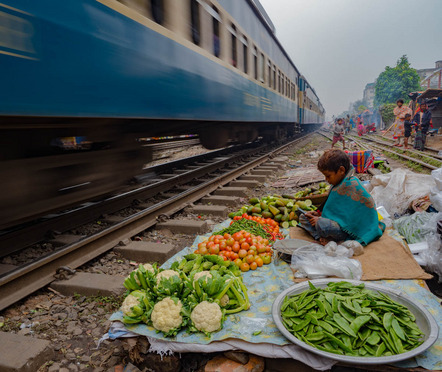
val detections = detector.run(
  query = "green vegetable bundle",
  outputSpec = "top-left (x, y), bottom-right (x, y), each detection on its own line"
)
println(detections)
top-left (213, 218), bottom-right (272, 240)
top-left (280, 281), bottom-right (424, 357)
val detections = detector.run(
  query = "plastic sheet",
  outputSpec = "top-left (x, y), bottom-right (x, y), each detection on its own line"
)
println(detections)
top-left (421, 234), bottom-right (442, 283)
top-left (366, 169), bottom-right (435, 217)
top-left (290, 243), bottom-right (362, 280)
top-left (429, 168), bottom-right (442, 212)
top-left (393, 212), bottom-right (442, 244)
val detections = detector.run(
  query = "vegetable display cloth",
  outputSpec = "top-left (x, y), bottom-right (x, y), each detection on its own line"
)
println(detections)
top-left (321, 170), bottom-right (383, 246)
top-left (289, 227), bottom-right (432, 281)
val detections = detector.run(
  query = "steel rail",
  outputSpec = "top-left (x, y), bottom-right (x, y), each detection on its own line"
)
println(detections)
top-left (0, 134), bottom-right (310, 310)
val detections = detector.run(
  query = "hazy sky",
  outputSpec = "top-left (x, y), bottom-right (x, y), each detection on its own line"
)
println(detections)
top-left (260, 0), bottom-right (442, 119)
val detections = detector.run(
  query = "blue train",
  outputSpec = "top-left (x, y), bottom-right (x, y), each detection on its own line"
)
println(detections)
top-left (0, 0), bottom-right (325, 227)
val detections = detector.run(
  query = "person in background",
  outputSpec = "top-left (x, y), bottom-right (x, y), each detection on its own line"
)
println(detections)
top-left (413, 102), bottom-right (432, 150)
top-left (345, 115), bottom-right (351, 134)
top-left (331, 118), bottom-right (346, 149)
top-left (357, 119), bottom-right (365, 136)
top-left (392, 99), bottom-right (412, 147)
top-left (349, 116), bottom-right (355, 130)
top-left (403, 113), bottom-right (413, 149)
top-left (299, 149), bottom-right (384, 246)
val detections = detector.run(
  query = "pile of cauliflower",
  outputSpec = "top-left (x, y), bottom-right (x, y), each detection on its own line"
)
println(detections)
top-left (120, 260), bottom-right (244, 337)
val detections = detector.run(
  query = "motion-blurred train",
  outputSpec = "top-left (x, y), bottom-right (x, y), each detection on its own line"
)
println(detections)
top-left (0, 0), bottom-right (325, 228)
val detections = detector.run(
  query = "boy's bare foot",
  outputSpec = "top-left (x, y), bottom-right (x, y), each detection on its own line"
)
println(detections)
top-left (319, 237), bottom-right (330, 246)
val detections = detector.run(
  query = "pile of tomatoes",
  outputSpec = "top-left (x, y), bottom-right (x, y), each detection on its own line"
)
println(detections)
top-left (194, 230), bottom-right (273, 272)
top-left (231, 214), bottom-right (283, 241)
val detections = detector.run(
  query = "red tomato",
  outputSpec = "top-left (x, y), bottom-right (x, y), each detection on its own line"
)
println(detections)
top-left (255, 257), bottom-right (264, 267)
top-left (199, 246), bottom-right (208, 255)
top-left (238, 249), bottom-right (248, 258)
top-left (249, 245), bottom-right (257, 252)
top-left (232, 232), bottom-right (243, 241)
top-left (257, 245), bottom-right (266, 254)
top-left (246, 254), bottom-right (255, 264)
top-left (226, 238), bottom-right (235, 247)
top-left (250, 262), bottom-right (258, 270)
top-left (246, 237), bottom-right (253, 245)
top-left (234, 258), bottom-right (242, 267)
top-left (209, 245), bottom-right (220, 255)
top-left (244, 232), bottom-right (251, 238)
top-left (240, 263), bottom-right (250, 272)
top-left (219, 241), bottom-right (227, 250)
top-left (265, 247), bottom-right (271, 252)
top-left (262, 255), bottom-right (272, 265)
top-left (232, 242), bottom-right (240, 253)
top-left (241, 242), bottom-right (250, 250)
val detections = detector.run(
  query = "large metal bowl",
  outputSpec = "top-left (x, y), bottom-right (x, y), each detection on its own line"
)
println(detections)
top-left (272, 279), bottom-right (439, 365)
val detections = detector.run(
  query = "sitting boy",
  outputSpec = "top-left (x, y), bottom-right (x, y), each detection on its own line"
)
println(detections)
top-left (299, 149), bottom-right (384, 246)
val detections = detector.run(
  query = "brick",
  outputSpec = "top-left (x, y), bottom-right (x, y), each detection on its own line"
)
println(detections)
top-left (114, 241), bottom-right (176, 263)
top-left (214, 187), bottom-right (248, 197)
top-left (0, 331), bottom-right (53, 372)
top-left (239, 175), bottom-right (267, 183)
top-left (0, 264), bottom-right (17, 275)
top-left (229, 180), bottom-right (260, 188)
top-left (191, 205), bottom-right (229, 217)
top-left (264, 358), bottom-right (316, 372)
top-left (48, 234), bottom-right (85, 246)
top-left (201, 195), bottom-right (241, 206)
top-left (50, 272), bottom-right (125, 297)
top-left (250, 170), bottom-right (273, 176)
top-left (205, 355), bottom-right (264, 372)
top-left (156, 220), bottom-right (208, 234)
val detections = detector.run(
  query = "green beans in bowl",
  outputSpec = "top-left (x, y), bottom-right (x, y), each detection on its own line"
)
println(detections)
top-left (272, 279), bottom-right (438, 364)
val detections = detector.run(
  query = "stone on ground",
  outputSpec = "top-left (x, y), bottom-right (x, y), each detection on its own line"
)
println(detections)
top-left (205, 354), bottom-right (264, 372)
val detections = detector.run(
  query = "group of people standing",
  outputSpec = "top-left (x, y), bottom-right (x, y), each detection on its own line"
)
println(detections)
top-left (392, 99), bottom-right (432, 150)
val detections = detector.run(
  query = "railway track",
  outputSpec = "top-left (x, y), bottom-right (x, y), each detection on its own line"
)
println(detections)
top-left (0, 134), bottom-right (309, 311)
top-left (318, 131), bottom-right (441, 171)
top-left (370, 133), bottom-right (441, 156)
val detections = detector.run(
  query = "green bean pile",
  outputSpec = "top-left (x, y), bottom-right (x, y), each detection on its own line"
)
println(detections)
top-left (280, 281), bottom-right (424, 357)
top-left (213, 219), bottom-right (272, 240)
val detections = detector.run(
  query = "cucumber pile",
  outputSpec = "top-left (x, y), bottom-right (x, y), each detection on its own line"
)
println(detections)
top-left (228, 195), bottom-right (317, 229)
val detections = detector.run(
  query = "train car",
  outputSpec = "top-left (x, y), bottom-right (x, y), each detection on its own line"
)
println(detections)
top-left (0, 0), bottom-right (324, 227)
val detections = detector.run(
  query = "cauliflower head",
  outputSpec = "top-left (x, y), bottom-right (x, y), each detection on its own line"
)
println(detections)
top-left (156, 270), bottom-right (179, 284)
top-left (151, 297), bottom-right (183, 333)
top-left (142, 263), bottom-right (155, 273)
top-left (220, 294), bottom-right (230, 307)
top-left (121, 292), bottom-right (143, 317)
top-left (193, 271), bottom-right (212, 283)
top-left (191, 301), bottom-right (223, 333)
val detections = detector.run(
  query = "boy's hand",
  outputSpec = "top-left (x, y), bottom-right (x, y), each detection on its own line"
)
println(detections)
top-left (305, 211), bottom-right (319, 218)
top-left (305, 211), bottom-right (320, 227)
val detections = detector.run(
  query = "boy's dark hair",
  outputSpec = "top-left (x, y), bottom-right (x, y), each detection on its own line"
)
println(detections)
top-left (397, 99), bottom-right (404, 104)
top-left (337, 118), bottom-right (343, 123)
top-left (404, 113), bottom-right (411, 119)
top-left (318, 149), bottom-right (351, 173)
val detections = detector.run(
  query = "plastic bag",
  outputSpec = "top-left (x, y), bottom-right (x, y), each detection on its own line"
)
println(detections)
top-left (420, 234), bottom-right (442, 283)
top-left (429, 168), bottom-right (442, 212)
top-left (393, 212), bottom-right (442, 244)
top-left (366, 169), bottom-right (435, 217)
top-left (290, 243), bottom-right (362, 280)
top-left (341, 240), bottom-right (364, 256)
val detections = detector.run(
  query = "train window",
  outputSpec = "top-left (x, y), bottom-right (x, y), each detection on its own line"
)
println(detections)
top-left (241, 36), bottom-right (248, 73)
top-left (277, 71), bottom-right (281, 93)
top-left (212, 6), bottom-right (221, 57)
top-left (190, 0), bottom-right (200, 45)
top-left (253, 47), bottom-right (258, 80)
top-left (268, 62), bottom-right (272, 87)
top-left (151, 0), bottom-right (164, 24)
top-left (273, 66), bottom-right (276, 90)
top-left (286, 78), bottom-right (289, 97)
top-left (259, 53), bottom-right (265, 83)
top-left (281, 74), bottom-right (285, 95)
top-left (229, 24), bottom-right (237, 67)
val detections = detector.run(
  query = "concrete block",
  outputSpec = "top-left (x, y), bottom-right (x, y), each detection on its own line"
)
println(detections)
top-left (250, 170), bottom-right (273, 176)
top-left (0, 331), bottom-right (53, 372)
top-left (48, 234), bottom-right (85, 246)
top-left (213, 187), bottom-right (248, 197)
top-left (257, 166), bottom-right (279, 171)
top-left (229, 180), bottom-right (260, 188)
top-left (114, 241), bottom-right (176, 263)
top-left (156, 220), bottom-right (208, 234)
top-left (0, 264), bottom-right (17, 275)
top-left (201, 195), bottom-right (240, 206)
top-left (270, 156), bottom-right (289, 163)
top-left (191, 205), bottom-right (229, 217)
top-left (50, 272), bottom-right (125, 297)
top-left (239, 175), bottom-right (267, 183)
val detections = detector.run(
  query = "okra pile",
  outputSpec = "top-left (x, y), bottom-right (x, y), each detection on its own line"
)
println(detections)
top-left (280, 281), bottom-right (424, 357)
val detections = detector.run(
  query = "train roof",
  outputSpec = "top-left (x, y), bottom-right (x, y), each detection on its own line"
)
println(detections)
top-left (244, 0), bottom-right (301, 78)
